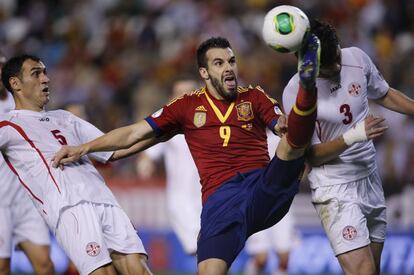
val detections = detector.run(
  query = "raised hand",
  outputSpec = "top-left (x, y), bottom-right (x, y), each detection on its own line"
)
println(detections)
top-left (364, 114), bottom-right (388, 140)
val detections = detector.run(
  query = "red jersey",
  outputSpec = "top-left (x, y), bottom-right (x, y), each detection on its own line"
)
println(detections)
top-left (145, 85), bottom-right (281, 202)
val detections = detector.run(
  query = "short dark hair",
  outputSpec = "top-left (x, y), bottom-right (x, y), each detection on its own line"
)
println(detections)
top-left (310, 19), bottom-right (340, 67)
top-left (196, 37), bottom-right (232, 68)
top-left (1, 54), bottom-right (41, 93)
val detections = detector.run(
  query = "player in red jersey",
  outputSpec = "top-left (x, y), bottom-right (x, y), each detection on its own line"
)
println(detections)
top-left (52, 35), bottom-right (320, 274)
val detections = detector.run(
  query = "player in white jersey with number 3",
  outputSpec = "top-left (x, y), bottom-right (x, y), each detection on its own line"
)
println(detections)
top-left (283, 19), bottom-right (414, 275)
top-left (0, 52), bottom-right (54, 275)
top-left (0, 55), bottom-right (152, 275)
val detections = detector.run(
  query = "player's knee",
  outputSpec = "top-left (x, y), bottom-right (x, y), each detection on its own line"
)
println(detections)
top-left (198, 259), bottom-right (228, 275)
top-left (342, 259), bottom-right (376, 275)
top-left (276, 136), bottom-right (307, 161)
top-left (122, 254), bottom-right (152, 275)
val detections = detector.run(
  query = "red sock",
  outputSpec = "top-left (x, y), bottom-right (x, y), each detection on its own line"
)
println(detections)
top-left (287, 85), bottom-right (317, 148)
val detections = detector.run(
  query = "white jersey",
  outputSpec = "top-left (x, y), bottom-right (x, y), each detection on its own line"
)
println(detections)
top-left (283, 47), bottom-right (389, 187)
top-left (145, 135), bottom-right (201, 253)
top-left (0, 94), bottom-right (19, 206)
top-left (0, 109), bottom-right (119, 231)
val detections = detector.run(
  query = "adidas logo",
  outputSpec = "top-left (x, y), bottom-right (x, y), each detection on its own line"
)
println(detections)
top-left (195, 105), bottom-right (207, 112)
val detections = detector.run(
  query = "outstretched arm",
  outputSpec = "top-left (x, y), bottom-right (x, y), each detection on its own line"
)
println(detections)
top-left (110, 129), bottom-right (176, 161)
top-left (374, 87), bottom-right (414, 115)
top-left (52, 120), bottom-right (155, 166)
top-left (306, 115), bottom-right (388, 166)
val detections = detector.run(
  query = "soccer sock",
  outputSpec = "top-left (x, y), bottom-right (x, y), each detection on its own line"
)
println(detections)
top-left (287, 85), bottom-right (317, 148)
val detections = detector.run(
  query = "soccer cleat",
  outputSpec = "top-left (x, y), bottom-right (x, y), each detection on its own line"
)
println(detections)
top-left (298, 33), bottom-right (321, 90)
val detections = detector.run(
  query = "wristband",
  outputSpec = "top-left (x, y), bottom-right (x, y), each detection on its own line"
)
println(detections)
top-left (342, 121), bottom-right (367, 146)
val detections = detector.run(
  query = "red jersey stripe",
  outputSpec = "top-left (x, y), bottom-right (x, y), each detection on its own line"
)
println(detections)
top-left (0, 120), bottom-right (62, 194)
top-left (2, 153), bottom-right (44, 204)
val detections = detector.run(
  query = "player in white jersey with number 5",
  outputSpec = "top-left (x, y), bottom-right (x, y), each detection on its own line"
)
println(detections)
top-left (283, 19), bottom-right (414, 275)
top-left (0, 55), bottom-right (152, 275)
top-left (0, 53), bottom-right (54, 275)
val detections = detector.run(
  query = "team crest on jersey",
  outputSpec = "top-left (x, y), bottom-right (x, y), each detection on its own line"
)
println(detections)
top-left (342, 226), bottom-right (357, 240)
top-left (86, 242), bottom-right (101, 256)
top-left (236, 102), bottom-right (254, 121)
top-left (193, 112), bottom-right (206, 128)
top-left (348, 82), bottom-right (362, 97)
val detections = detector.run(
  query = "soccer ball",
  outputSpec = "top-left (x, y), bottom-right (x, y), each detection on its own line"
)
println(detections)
top-left (262, 5), bottom-right (310, 53)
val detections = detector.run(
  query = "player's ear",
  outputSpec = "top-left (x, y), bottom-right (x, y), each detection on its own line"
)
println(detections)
top-left (9, 76), bottom-right (21, 92)
top-left (199, 67), bottom-right (209, 80)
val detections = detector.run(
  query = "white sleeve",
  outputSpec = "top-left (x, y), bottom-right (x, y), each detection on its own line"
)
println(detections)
top-left (71, 114), bottom-right (113, 163)
top-left (282, 74), bottom-right (300, 114)
top-left (144, 142), bottom-right (165, 161)
top-left (357, 47), bottom-right (389, 99)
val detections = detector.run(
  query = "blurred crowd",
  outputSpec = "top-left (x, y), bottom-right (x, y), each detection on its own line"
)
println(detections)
top-left (1, 0), bottom-right (414, 226)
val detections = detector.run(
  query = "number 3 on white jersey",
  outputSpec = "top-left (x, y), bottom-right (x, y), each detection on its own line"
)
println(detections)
top-left (339, 104), bottom-right (353, 124)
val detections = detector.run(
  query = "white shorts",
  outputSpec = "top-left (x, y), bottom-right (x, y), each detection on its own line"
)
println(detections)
top-left (245, 211), bottom-right (299, 254)
top-left (55, 202), bottom-right (147, 275)
top-left (0, 191), bottom-right (50, 258)
top-left (312, 169), bottom-right (386, 256)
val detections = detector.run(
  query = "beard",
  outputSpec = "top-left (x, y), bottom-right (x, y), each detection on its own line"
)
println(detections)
top-left (210, 74), bottom-right (238, 102)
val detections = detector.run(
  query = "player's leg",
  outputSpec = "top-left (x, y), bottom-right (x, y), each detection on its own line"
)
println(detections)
top-left (12, 191), bottom-right (54, 275)
top-left (370, 242), bottom-right (384, 275)
top-left (55, 202), bottom-right (114, 275)
top-left (337, 246), bottom-right (376, 275)
top-left (243, 252), bottom-right (268, 275)
top-left (364, 170), bottom-right (386, 275)
top-left (277, 33), bottom-right (320, 161)
top-left (197, 222), bottom-right (245, 275)
top-left (89, 263), bottom-right (116, 275)
top-left (110, 253), bottom-right (152, 275)
top-left (198, 258), bottom-right (227, 275)
top-left (244, 230), bottom-right (270, 275)
top-left (98, 204), bottom-right (151, 275)
top-left (313, 185), bottom-right (374, 275)
top-left (19, 241), bottom-right (54, 275)
top-left (312, 173), bottom-right (385, 275)
top-left (270, 213), bottom-right (297, 274)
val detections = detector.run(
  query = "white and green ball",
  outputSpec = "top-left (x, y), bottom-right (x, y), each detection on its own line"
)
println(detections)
top-left (262, 5), bottom-right (310, 53)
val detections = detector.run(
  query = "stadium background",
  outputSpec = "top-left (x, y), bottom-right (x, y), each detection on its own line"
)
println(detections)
top-left (1, 0), bottom-right (414, 273)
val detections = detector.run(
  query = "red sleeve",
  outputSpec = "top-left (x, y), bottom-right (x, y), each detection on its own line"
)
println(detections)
top-left (253, 86), bottom-right (283, 131)
top-left (144, 95), bottom-right (186, 137)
